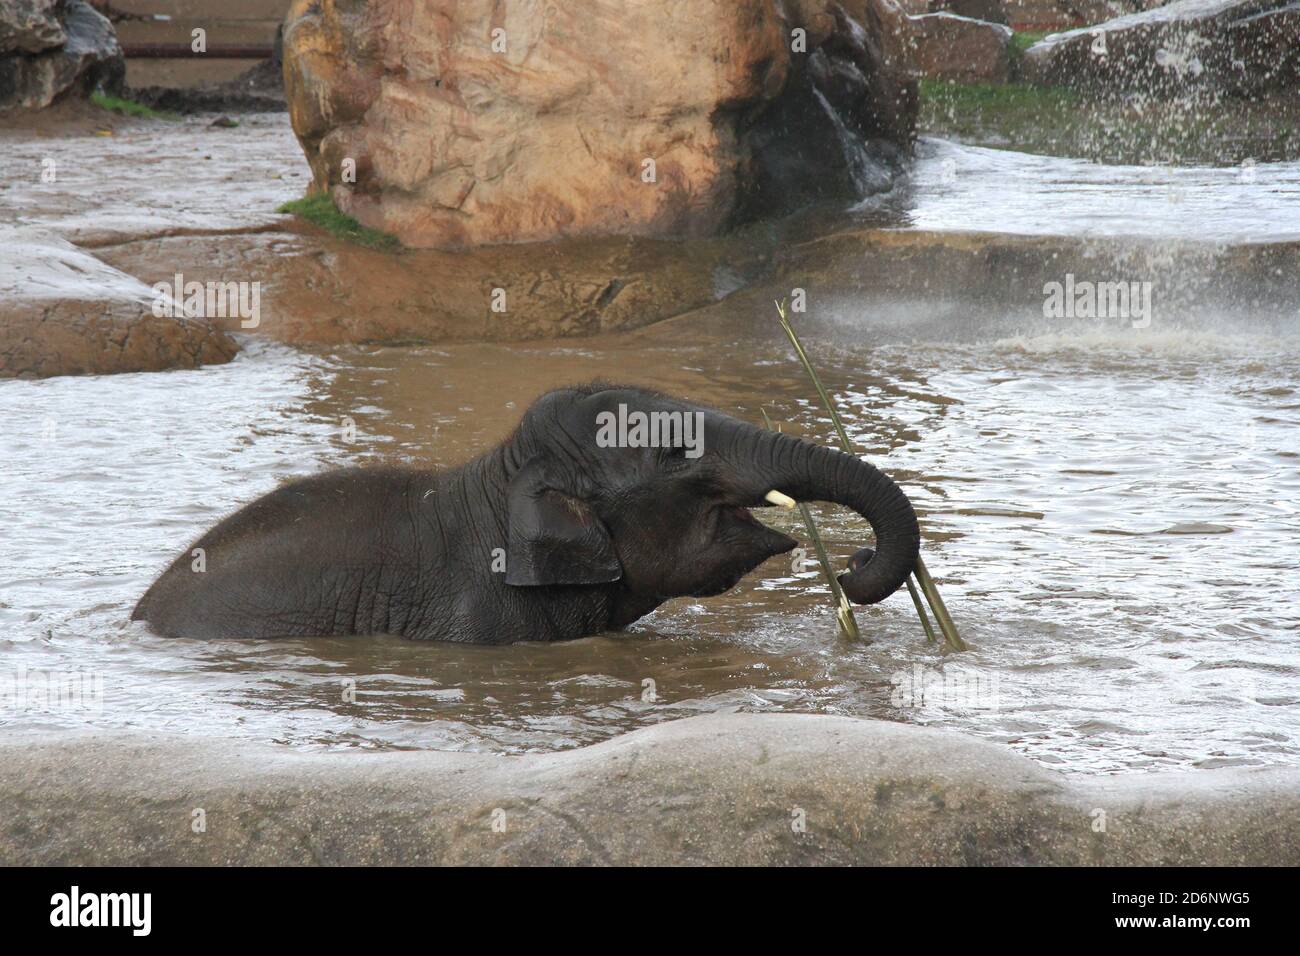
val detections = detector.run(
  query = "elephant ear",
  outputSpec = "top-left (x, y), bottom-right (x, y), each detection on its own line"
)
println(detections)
top-left (504, 453), bottom-right (622, 587)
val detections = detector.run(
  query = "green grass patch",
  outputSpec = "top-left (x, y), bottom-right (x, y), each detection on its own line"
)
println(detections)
top-left (1009, 31), bottom-right (1047, 62)
top-left (277, 193), bottom-right (402, 252)
top-left (89, 91), bottom-right (176, 121)
top-left (920, 78), bottom-right (1079, 112)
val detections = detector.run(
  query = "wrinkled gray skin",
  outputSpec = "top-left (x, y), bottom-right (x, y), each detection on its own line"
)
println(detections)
top-left (132, 385), bottom-right (921, 643)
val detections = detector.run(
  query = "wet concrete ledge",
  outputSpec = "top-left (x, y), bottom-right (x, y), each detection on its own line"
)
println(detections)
top-left (4, 714), bottom-right (1297, 865)
top-left (91, 226), bottom-right (1300, 352)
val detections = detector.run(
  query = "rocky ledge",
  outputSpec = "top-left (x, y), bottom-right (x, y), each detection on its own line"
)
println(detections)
top-left (0, 302), bottom-right (238, 378)
top-left (0, 230), bottom-right (237, 379)
top-left (3, 714), bottom-right (1297, 865)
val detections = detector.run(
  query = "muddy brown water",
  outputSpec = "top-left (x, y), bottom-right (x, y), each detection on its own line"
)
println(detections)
top-left (2, 115), bottom-right (1298, 772)
top-left (4, 317), bottom-right (1298, 771)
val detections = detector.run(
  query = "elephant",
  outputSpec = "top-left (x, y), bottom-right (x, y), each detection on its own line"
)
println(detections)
top-left (131, 384), bottom-right (921, 643)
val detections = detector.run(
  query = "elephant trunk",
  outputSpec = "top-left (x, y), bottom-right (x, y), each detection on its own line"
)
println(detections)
top-left (726, 426), bottom-right (921, 605)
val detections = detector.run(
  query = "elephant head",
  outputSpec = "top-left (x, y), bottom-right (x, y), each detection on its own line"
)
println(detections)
top-left (501, 384), bottom-right (920, 614)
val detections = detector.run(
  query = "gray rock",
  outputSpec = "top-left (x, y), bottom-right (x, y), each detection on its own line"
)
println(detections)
top-left (1022, 0), bottom-right (1300, 97)
top-left (2, 714), bottom-right (1296, 865)
top-left (0, 0), bottom-right (124, 112)
top-left (0, 0), bottom-right (64, 54)
top-left (1222, 3), bottom-right (1300, 95)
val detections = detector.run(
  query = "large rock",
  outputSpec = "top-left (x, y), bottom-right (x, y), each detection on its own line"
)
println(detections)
top-left (1022, 0), bottom-right (1300, 96)
top-left (1002, 0), bottom-right (1171, 30)
top-left (2, 714), bottom-right (1298, 865)
top-left (282, 0), bottom-right (919, 250)
top-left (909, 13), bottom-right (1014, 81)
top-left (0, 304), bottom-right (240, 379)
top-left (0, 0), bottom-right (124, 112)
top-left (929, 0), bottom-right (1010, 24)
top-left (1002, 0), bottom-right (1081, 28)
top-left (1062, 0), bottom-right (1157, 25)
top-left (0, 229), bottom-right (238, 379)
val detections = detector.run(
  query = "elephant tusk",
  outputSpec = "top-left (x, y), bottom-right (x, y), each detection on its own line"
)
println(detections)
top-left (764, 489), bottom-right (797, 510)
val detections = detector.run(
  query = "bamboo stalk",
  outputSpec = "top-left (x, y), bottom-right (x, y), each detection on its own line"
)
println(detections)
top-left (761, 408), bottom-right (862, 642)
top-left (773, 299), bottom-right (965, 652)
top-left (905, 577), bottom-right (938, 644)
top-left (914, 555), bottom-right (967, 651)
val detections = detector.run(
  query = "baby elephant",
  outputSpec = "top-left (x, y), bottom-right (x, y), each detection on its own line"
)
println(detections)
top-left (132, 384), bottom-right (920, 643)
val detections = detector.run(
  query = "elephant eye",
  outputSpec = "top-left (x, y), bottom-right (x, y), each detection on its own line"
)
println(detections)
top-left (661, 444), bottom-right (690, 466)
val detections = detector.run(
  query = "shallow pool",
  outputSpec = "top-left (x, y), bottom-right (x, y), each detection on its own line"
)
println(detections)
top-left (4, 290), bottom-right (1297, 772)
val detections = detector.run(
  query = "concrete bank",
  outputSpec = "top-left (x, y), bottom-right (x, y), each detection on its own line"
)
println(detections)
top-left (3, 714), bottom-right (1297, 865)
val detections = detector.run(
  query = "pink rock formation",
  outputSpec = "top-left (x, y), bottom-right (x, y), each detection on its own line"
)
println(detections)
top-left (283, 0), bottom-right (918, 249)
